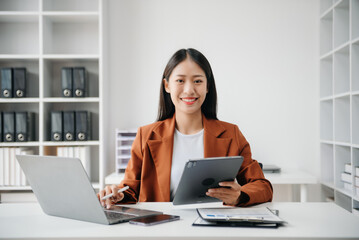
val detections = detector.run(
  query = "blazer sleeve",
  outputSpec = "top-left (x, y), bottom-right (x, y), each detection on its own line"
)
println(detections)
top-left (233, 125), bottom-right (273, 207)
top-left (116, 127), bottom-right (143, 204)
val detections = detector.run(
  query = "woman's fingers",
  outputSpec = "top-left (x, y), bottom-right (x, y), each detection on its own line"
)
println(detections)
top-left (206, 180), bottom-right (242, 205)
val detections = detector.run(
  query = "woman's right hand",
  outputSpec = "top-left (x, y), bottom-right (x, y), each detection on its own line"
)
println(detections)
top-left (97, 184), bottom-right (125, 209)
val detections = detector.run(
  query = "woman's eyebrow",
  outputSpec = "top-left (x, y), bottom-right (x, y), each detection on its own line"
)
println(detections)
top-left (175, 74), bottom-right (205, 77)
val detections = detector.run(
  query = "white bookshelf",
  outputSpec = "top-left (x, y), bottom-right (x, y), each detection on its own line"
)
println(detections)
top-left (320, 0), bottom-right (359, 213)
top-left (0, 0), bottom-right (103, 192)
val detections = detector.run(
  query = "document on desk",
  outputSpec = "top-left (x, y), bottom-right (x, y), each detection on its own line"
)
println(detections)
top-left (197, 207), bottom-right (286, 224)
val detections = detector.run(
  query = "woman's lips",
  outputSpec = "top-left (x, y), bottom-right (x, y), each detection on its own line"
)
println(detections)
top-left (181, 97), bottom-right (198, 105)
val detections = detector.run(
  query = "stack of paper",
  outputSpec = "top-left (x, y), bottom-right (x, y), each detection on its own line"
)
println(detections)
top-left (0, 147), bottom-right (34, 186)
top-left (194, 207), bottom-right (286, 228)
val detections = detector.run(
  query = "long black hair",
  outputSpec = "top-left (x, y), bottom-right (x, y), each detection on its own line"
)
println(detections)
top-left (157, 48), bottom-right (218, 121)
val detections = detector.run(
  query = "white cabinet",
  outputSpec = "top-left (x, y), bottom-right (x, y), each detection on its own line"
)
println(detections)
top-left (320, 0), bottom-right (359, 213)
top-left (0, 0), bottom-right (104, 191)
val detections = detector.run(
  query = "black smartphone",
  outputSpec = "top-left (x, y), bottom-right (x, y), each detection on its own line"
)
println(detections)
top-left (129, 214), bottom-right (180, 226)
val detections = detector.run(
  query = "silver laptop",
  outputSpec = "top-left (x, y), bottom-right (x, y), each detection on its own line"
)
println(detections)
top-left (16, 155), bottom-right (161, 225)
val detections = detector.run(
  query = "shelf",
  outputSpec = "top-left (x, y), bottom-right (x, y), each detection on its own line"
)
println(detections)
top-left (320, 100), bottom-right (333, 140)
top-left (333, 0), bottom-right (349, 49)
top-left (320, 0), bottom-right (334, 15)
top-left (42, 12), bottom-right (99, 17)
top-left (320, 55), bottom-right (333, 98)
top-left (334, 145), bottom-right (350, 188)
top-left (334, 96), bottom-right (350, 142)
top-left (0, 15), bottom-right (39, 54)
top-left (42, 141), bottom-right (100, 146)
top-left (0, 142), bottom-right (40, 147)
top-left (0, 98), bottom-right (40, 103)
top-left (0, 12), bottom-right (39, 17)
top-left (335, 188), bottom-right (353, 212)
top-left (0, 186), bottom-right (31, 191)
top-left (321, 143), bottom-right (334, 183)
top-left (43, 98), bottom-right (100, 103)
top-left (320, 10), bottom-right (333, 55)
top-left (0, 54), bottom-right (39, 59)
top-left (0, 58), bottom-right (40, 98)
top-left (0, 0), bottom-right (103, 192)
top-left (321, 181), bottom-right (335, 189)
top-left (333, 92), bottom-right (350, 98)
top-left (0, 0), bottom-right (39, 12)
top-left (352, 96), bottom-right (359, 144)
top-left (43, 58), bottom-right (99, 98)
top-left (42, 0), bottom-right (99, 12)
top-left (352, 42), bottom-right (359, 92)
top-left (43, 15), bottom-right (99, 55)
top-left (335, 186), bottom-right (353, 198)
top-left (352, 0), bottom-right (359, 40)
top-left (43, 102), bottom-right (99, 142)
top-left (333, 45), bottom-right (349, 95)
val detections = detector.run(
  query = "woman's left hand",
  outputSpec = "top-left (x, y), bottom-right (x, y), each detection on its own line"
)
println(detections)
top-left (206, 179), bottom-right (242, 206)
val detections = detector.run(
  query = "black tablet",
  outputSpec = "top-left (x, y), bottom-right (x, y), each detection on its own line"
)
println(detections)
top-left (173, 156), bottom-right (244, 205)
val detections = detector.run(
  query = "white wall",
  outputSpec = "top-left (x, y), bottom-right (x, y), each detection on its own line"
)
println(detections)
top-left (104, 0), bottom-right (319, 179)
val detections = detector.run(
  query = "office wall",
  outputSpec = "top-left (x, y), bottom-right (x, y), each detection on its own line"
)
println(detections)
top-left (104, 0), bottom-right (319, 180)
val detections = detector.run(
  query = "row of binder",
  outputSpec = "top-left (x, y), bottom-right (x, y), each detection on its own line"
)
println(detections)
top-left (1, 68), bottom-right (27, 98)
top-left (0, 112), bottom-right (35, 142)
top-left (56, 146), bottom-right (91, 178)
top-left (51, 111), bottom-right (91, 141)
top-left (0, 147), bottom-right (33, 186)
top-left (62, 67), bottom-right (87, 97)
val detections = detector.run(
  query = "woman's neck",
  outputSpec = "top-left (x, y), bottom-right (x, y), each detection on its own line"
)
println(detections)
top-left (175, 111), bottom-right (203, 135)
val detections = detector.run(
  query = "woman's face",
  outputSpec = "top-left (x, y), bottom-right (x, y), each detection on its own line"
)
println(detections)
top-left (164, 57), bottom-right (208, 117)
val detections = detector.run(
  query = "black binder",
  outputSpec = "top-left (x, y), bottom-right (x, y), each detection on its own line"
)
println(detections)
top-left (3, 112), bottom-right (15, 142)
top-left (15, 112), bottom-right (35, 142)
top-left (73, 67), bottom-right (86, 97)
top-left (51, 111), bottom-right (63, 141)
top-left (1, 68), bottom-right (13, 98)
top-left (76, 111), bottom-right (91, 141)
top-left (61, 68), bottom-right (73, 97)
top-left (63, 111), bottom-right (75, 141)
top-left (13, 68), bottom-right (26, 98)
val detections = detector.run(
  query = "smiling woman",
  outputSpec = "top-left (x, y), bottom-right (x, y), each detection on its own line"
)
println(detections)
top-left (97, 48), bottom-right (273, 208)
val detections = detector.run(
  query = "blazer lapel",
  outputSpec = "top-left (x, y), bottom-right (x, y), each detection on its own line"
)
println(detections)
top-left (203, 116), bottom-right (232, 158)
top-left (146, 116), bottom-right (176, 202)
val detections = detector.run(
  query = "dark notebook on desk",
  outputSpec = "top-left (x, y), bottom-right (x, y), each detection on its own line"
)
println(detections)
top-left (262, 164), bottom-right (281, 173)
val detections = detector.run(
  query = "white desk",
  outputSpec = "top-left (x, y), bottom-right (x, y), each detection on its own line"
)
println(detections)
top-left (1, 202), bottom-right (359, 239)
top-left (264, 170), bottom-right (317, 202)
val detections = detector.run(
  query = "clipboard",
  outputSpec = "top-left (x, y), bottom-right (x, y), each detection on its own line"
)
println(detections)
top-left (193, 207), bottom-right (286, 228)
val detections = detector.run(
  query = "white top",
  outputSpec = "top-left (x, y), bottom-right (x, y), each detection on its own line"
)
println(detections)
top-left (1, 202), bottom-right (359, 239)
top-left (170, 128), bottom-right (204, 200)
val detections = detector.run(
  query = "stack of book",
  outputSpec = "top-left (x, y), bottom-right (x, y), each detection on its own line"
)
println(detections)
top-left (0, 147), bottom-right (33, 186)
top-left (340, 163), bottom-right (359, 194)
top-left (341, 163), bottom-right (352, 192)
top-left (56, 146), bottom-right (91, 178)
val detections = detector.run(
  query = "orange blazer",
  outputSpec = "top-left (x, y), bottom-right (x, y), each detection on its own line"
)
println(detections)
top-left (118, 114), bottom-right (273, 207)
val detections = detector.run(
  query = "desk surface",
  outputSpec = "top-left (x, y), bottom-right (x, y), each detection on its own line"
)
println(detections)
top-left (1, 202), bottom-right (359, 239)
